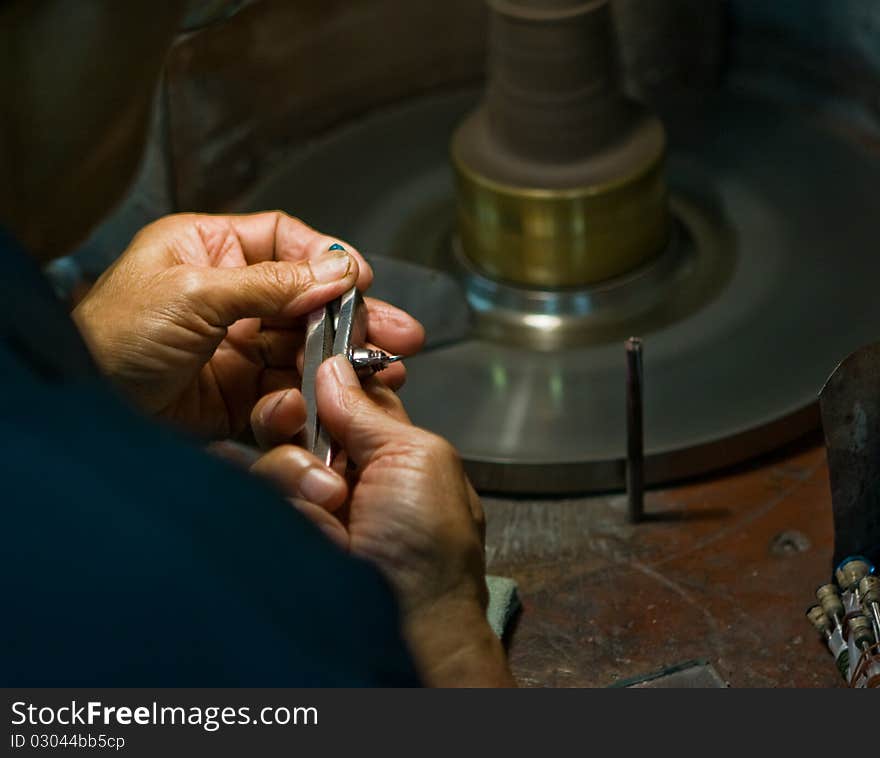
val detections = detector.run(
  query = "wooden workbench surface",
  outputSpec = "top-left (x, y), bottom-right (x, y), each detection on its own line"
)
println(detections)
top-left (484, 439), bottom-right (842, 687)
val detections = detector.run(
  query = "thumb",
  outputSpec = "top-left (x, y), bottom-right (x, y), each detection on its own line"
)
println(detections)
top-left (181, 248), bottom-right (358, 326)
top-left (316, 355), bottom-right (416, 466)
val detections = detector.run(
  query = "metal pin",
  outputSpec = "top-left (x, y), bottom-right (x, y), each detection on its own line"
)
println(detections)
top-left (816, 584), bottom-right (846, 636)
top-left (860, 576), bottom-right (880, 642)
top-left (625, 337), bottom-right (644, 523)
top-left (806, 605), bottom-right (850, 681)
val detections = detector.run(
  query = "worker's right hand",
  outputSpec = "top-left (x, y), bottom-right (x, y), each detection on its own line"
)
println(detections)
top-left (250, 355), bottom-right (514, 688)
top-left (72, 212), bottom-right (423, 440)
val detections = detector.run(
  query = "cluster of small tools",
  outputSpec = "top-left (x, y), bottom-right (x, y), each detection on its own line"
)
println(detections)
top-left (806, 556), bottom-right (880, 688)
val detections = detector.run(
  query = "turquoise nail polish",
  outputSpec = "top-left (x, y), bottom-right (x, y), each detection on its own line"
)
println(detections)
top-left (329, 243), bottom-right (346, 252)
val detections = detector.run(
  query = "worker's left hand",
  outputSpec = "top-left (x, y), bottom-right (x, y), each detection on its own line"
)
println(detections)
top-left (247, 356), bottom-right (514, 687)
top-left (73, 212), bottom-right (424, 439)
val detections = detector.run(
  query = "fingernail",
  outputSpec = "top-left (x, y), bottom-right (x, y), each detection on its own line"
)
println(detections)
top-left (299, 466), bottom-right (343, 506)
top-left (328, 243), bottom-right (346, 252)
top-left (259, 389), bottom-right (290, 426)
top-left (311, 250), bottom-right (352, 283)
top-left (329, 354), bottom-right (360, 388)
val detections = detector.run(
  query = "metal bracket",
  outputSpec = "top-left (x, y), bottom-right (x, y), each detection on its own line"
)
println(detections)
top-left (819, 342), bottom-right (880, 567)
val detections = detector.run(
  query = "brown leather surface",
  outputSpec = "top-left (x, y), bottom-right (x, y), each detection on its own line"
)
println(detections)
top-left (486, 439), bottom-right (842, 687)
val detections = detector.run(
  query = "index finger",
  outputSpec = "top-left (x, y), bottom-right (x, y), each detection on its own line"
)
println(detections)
top-left (175, 211), bottom-right (375, 290)
top-left (364, 297), bottom-right (426, 357)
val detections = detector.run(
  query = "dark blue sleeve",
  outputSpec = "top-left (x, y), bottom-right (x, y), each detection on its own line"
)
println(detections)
top-left (0, 355), bottom-right (420, 686)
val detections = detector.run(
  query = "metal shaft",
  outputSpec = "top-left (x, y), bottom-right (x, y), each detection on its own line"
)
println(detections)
top-left (862, 577), bottom-right (880, 641)
top-left (869, 601), bottom-right (880, 642)
top-left (816, 584), bottom-right (846, 637)
top-left (626, 336), bottom-right (644, 523)
top-left (486, 0), bottom-right (627, 163)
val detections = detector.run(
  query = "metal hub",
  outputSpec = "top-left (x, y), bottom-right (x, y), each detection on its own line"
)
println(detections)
top-left (446, 200), bottom-right (729, 351)
top-left (240, 88), bottom-right (880, 493)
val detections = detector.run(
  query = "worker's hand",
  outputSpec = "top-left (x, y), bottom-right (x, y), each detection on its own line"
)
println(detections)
top-left (250, 355), bottom-right (514, 688)
top-left (72, 212), bottom-right (424, 439)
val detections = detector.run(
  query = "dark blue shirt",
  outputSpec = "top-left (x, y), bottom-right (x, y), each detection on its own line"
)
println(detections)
top-left (0, 229), bottom-right (419, 686)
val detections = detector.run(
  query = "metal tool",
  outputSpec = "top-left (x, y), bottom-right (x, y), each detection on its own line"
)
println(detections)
top-left (846, 615), bottom-right (879, 687)
top-left (301, 286), bottom-right (402, 466)
top-left (861, 576), bottom-right (880, 642)
top-left (348, 347), bottom-right (404, 375)
top-left (626, 337), bottom-right (644, 523)
top-left (806, 605), bottom-right (849, 681)
top-left (836, 556), bottom-right (872, 599)
top-left (816, 583), bottom-right (846, 637)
